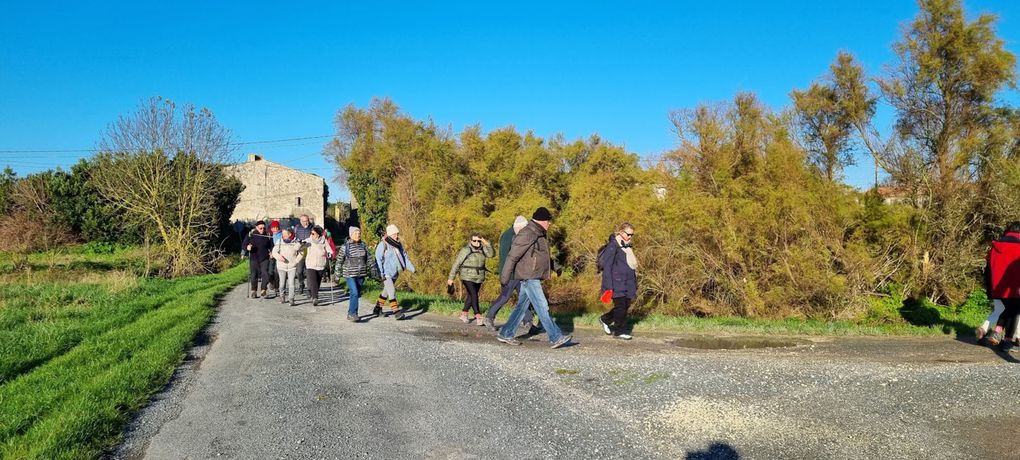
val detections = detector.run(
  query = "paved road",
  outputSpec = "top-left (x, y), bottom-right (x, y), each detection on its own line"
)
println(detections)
top-left (115, 284), bottom-right (1020, 459)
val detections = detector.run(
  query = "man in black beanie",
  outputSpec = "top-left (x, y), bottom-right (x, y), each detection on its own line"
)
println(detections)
top-left (496, 207), bottom-right (573, 348)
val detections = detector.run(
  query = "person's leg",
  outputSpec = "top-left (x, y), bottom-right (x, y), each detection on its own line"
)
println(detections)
top-left (980, 299), bottom-right (1006, 335)
top-left (384, 278), bottom-right (400, 313)
top-left (460, 280), bottom-right (472, 318)
top-left (286, 270), bottom-right (297, 302)
top-left (277, 269), bottom-right (289, 302)
top-left (297, 260), bottom-right (306, 292)
top-left (611, 297), bottom-right (631, 335)
top-left (268, 259), bottom-right (278, 291)
top-left (464, 281), bottom-right (481, 315)
top-left (346, 277), bottom-right (362, 317)
top-left (249, 260), bottom-right (259, 292)
top-left (498, 287), bottom-right (532, 339)
top-left (519, 280), bottom-right (564, 344)
top-left (307, 269), bottom-right (320, 300)
top-left (486, 282), bottom-right (514, 321)
top-left (259, 259), bottom-right (271, 292)
top-left (1004, 300), bottom-right (1020, 339)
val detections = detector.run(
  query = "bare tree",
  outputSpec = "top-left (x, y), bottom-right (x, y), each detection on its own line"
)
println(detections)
top-left (92, 97), bottom-right (239, 277)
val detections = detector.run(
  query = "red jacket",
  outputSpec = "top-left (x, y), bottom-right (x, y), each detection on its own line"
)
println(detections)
top-left (987, 232), bottom-right (1020, 299)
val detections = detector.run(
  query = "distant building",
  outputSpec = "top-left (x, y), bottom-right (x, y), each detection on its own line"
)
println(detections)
top-left (223, 154), bottom-right (326, 225)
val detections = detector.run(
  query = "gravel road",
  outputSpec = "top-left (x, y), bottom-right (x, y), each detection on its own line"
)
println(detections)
top-left (113, 284), bottom-right (1020, 459)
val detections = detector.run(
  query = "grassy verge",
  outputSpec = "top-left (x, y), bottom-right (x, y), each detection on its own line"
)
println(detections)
top-left (0, 246), bottom-right (246, 459)
top-left (364, 284), bottom-right (982, 337)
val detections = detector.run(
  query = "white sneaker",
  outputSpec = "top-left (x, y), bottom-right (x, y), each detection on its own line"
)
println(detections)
top-left (599, 318), bottom-right (611, 335)
top-left (614, 333), bottom-right (633, 340)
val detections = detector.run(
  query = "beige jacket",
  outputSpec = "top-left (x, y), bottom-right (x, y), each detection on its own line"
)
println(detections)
top-left (272, 239), bottom-right (305, 271)
top-left (303, 236), bottom-right (334, 271)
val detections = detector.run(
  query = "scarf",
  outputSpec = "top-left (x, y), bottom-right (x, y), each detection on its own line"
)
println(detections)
top-left (385, 236), bottom-right (407, 270)
top-left (616, 235), bottom-right (638, 271)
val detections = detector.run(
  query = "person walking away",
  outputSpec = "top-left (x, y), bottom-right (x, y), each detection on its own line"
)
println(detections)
top-left (597, 223), bottom-right (639, 340)
top-left (302, 226), bottom-right (334, 306)
top-left (978, 222), bottom-right (1020, 349)
top-left (241, 221), bottom-right (274, 298)
top-left (375, 224), bottom-right (416, 320)
top-left (496, 207), bottom-right (572, 348)
top-left (338, 226), bottom-right (371, 322)
top-left (448, 232), bottom-right (495, 325)
top-left (483, 216), bottom-right (536, 332)
top-left (294, 214), bottom-right (314, 294)
top-left (272, 228), bottom-right (305, 306)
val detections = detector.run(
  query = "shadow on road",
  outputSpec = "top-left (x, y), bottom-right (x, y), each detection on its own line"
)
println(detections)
top-left (685, 442), bottom-right (741, 460)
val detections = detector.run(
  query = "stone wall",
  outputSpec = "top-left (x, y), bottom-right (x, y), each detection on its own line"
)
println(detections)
top-left (224, 154), bottom-right (326, 225)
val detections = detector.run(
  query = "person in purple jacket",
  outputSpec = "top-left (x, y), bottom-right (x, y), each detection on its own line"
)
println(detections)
top-left (598, 222), bottom-right (638, 340)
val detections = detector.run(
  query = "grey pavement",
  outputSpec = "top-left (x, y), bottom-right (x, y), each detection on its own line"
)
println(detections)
top-left (114, 283), bottom-right (1020, 459)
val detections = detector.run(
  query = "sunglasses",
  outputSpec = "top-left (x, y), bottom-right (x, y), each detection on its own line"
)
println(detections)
top-left (623, 232), bottom-right (635, 237)
top-left (471, 239), bottom-right (482, 243)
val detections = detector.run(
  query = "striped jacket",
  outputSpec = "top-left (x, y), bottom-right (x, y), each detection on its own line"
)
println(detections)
top-left (338, 240), bottom-right (371, 278)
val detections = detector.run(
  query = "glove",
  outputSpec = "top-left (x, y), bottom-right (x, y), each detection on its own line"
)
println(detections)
top-left (600, 289), bottom-right (614, 304)
top-left (446, 283), bottom-right (456, 296)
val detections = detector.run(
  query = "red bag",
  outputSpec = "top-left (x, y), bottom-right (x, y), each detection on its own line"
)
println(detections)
top-left (989, 238), bottom-right (1020, 299)
top-left (600, 289), bottom-right (614, 304)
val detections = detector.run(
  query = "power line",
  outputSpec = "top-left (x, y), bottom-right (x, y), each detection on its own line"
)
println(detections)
top-left (0, 134), bottom-right (334, 154)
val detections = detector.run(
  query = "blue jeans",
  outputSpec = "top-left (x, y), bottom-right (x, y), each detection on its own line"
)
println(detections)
top-left (498, 279), bottom-right (563, 343)
top-left (346, 276), bottom-right (365, 316)
top-left (485, 279), bottom-right (534, 324)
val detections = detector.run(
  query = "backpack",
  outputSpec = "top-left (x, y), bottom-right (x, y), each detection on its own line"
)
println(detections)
top-left (595, 241), bottom-right (612, 274)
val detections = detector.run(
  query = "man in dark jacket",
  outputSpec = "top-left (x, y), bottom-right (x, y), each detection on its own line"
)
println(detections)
top-left (483, 216), bottom-right (536, 332)
top-left (496, 207), bottom-right (572, 349)
top-left (598, 223), bottom-right (638, 340)
top-left (241, 220), bottom-right (274, 298)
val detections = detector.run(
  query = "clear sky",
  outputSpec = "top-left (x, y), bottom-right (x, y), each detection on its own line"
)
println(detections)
top-left (3, 1), bottom-right (1020, 200)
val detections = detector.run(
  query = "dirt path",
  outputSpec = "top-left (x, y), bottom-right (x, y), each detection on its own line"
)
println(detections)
top-left (115, 284), bottom-right (1020, 459)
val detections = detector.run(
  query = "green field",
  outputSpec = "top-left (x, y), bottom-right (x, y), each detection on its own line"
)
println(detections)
top-left (0, 246), bottom-right (246, 459)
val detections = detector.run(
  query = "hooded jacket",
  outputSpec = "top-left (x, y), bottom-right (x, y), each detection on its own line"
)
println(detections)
top-left (376, 238), bottom-right (415, 280)
top-left (500, 220), bottom-right (551, 284)
top-left (449, 241), bottom-right (495, 284)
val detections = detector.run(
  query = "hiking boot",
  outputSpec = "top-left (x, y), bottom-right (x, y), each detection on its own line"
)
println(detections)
top-left (346, 314), bottom-right (358, 322)
top-left (394, 309), bottom-right (405, 320)
top-left (250, 290), bottom-right (257, 299)
top-left (460, 312), bottom-right (471, 323)
top-left (497, 336), bottom-right (521, 346)
top-left (551, 335), bottom-right (572, 349)
top-left (599, 317), bottom-right (612, 335)
top-left (614, 333), bottom-right (633, 341)
top-left (482, 317), bottom-right (496, 332)
top-left (373, 305), bottom-right (383, 317)
top-left (312, 298), bottom-right (320, 306)
top-left (475, 314), bottom-right (485, 326)
top-left (259, 289), bottom-right (267, 298)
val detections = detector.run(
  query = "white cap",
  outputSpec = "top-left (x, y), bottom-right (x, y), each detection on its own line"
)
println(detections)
top-left (513, 216), bottom-right (528, 233)
top-left (386, 224), bottom-right (400, 237)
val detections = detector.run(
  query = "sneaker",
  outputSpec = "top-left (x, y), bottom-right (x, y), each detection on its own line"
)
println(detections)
top-left (599, 317), bottom-right (612, 335)
top-left (250, 290), bottom-right (258, 299)
top-left (312, 298), bottom-right (321, 306)
top-left (460, 312), bottom-right (471, 323)
top-left (346, 314), bottom-right (358, 322)
top-left (999, 340), bottom-right (1015, 353)
top-left (497, 336), bottom-right (521, 346)
top-left (259, 289), bottom-right (267, 298)
top-left (373, 305), bottom-right (383, 317)
top-left (975, 327), bottom-right (987, 341)
top-left (280, 295), bottom-right (287, 304)
top-left (394, 309), bottom-right (405, 320)
top-left (986, 330), bottom-right (1004, 347)
top-left (482, 317), bottom-right (496, 332)
top-left (290, 299), bottom-right (296, 307)
top-left (475, 314), bottom-right (485, 326)
top-left (614, 333), bottom-right (633, 340)
top-left (551, 335), bottom-right (573, 349)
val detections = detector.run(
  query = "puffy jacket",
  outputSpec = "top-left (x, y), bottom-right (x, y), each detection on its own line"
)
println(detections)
top-left (986, 232), bottom-right (1020, 299)
top-left (376, 239), bottom-right (416, 280)
top-left (500, 220), bottom-right (550, 284)
top-left (338, 240), bottom-right (371, 278)
top-left (272, 239), bottom-right (305, 271)
top-left (449, 242), bottom-right (495, 284)
top-left (497, 227), bottom-right (515, 275)
top-left (303, 236), bottom-right (334, 271)
top-left (599, 234), bottom-right (637, 299)
top-left (242, 230), bottom-right (274, 263)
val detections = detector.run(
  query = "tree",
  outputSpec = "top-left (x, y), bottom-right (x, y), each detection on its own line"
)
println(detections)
top-left (877, 0), bottom-right (1016, 302)
top-left (92, 97), bottom-right (241, 277)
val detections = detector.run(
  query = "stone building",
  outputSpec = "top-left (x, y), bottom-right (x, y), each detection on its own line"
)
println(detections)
top-left (224, 154), bottom-right (327, 225)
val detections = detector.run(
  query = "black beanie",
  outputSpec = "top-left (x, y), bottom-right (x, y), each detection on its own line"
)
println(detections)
top-left (532, 207), bottom-right (553, 221)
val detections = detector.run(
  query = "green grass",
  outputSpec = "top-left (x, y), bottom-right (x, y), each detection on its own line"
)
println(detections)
top-left (365, 284), bottom-right (985, 337)
top-left (0, 246), bottom-right (246, 459)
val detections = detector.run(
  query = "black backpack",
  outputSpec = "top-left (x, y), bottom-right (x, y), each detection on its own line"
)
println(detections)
top-left (595, 242), bottom-right (611, 274)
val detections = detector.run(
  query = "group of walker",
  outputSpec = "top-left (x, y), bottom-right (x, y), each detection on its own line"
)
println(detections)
top-left (241, 214), bottom-right (336, 306)
top-left (337, 207), bottom-right (638, 349)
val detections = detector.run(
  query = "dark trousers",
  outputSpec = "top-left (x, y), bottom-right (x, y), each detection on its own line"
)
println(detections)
top-left (249, 259), bottom-right (270, 291)
top-left (997, 299), bottom-right (1020, 338)
top-left (462, 280), bottom-right (482, 315)
top-left (601, 297), bottom-right (632, 335)
top-left (485, 280), bottom-right (534, 324)
top-left (306, 268), bottom-right (324, 300)
top-left (296, 260), bottom-right (307, 290)
top-left (268, 258), bottom-right (278, 290)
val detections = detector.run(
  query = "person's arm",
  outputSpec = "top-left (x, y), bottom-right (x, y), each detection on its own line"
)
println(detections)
top-left (337, 243), bottom-right (348, 267)
top-left (325, 241), bottom-right (335, 258)
top-left (600, 242), bottom-right (616, 293)
top-left (501, 228), bottom-right (537, 285)
top-left (272, 244), bottom-right (286, 263)
top-left (375, 242), bottom-right (386, 278)
top-left (482, 240), bottom-right (495, 258)
top-left (449, 248), bottom-right (469, 283)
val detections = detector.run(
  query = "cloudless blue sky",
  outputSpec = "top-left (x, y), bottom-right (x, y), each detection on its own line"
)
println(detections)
top-left (3, 1), bottom-right (1020, 200)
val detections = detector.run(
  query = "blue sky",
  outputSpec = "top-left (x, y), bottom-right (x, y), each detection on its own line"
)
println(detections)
top-left (2, 1), bottom-right (1020, 200)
